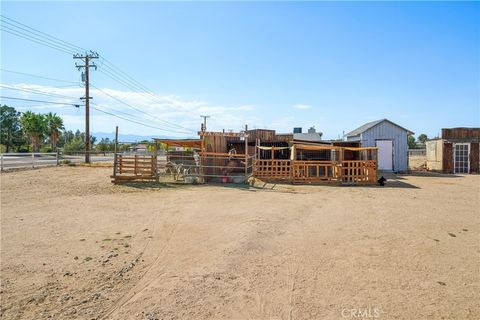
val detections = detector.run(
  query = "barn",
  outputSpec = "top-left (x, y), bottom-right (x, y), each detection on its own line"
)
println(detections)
top-left (345, 119), bottom-right (414, 173)
top-left (426, 128), bottom-right (480, 174)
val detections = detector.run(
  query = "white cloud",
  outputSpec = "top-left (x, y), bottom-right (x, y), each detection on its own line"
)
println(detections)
top-left (1, 83), bottom-right (257, 137)
top-left (4, 83), bottom-right (316, 137)
top-left (292, 104), bottom-right (312, 110)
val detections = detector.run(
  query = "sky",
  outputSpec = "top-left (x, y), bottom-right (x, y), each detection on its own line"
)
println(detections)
top-left (1, 1), bottom-right (479, 139)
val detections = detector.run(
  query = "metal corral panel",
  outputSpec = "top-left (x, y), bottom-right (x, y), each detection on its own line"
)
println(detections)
top-left (359, 121), bottom-right (410, 172)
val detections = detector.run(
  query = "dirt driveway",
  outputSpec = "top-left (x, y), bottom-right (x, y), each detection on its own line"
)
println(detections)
top-left (1, 167), bottom-right (479, 319)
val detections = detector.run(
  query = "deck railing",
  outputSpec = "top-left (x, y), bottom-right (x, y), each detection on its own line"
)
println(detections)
top-left (292, 161), bottom-right (340, 183)
top-left (254, 159), bottom-right (291, 180)
top-left (253, 159), bottom-right (377, 184)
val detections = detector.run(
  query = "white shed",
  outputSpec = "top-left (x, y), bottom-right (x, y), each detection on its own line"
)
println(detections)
top-left (345, 119), bottom-right (414, 172)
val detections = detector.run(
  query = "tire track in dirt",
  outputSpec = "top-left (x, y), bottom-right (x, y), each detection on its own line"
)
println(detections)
top-left (225, 200), bottom-right (312, 320)
top-left (100, 202), bottom-right (183, 319)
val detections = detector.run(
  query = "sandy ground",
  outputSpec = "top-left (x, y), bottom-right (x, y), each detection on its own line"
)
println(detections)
top-left (1, 166), bottom-right (479, 320)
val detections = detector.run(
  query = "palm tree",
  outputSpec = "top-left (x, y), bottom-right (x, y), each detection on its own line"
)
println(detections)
top-left (45, 112), bottom-right (64, 151)
top-left (20, 111), bottom-right (47, 152)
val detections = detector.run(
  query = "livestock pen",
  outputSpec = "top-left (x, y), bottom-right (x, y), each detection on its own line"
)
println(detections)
top-left (111, 129), bottom-right (377, 185)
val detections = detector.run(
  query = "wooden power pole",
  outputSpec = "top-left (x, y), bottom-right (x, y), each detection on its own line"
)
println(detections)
top-left (200, 115), bottom-right (210, 132)
top-left (74, 51), bottom-right (98, 163)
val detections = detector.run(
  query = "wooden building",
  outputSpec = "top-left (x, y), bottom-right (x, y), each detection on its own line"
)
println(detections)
top-left (426, 128), bottom-right (480, 174)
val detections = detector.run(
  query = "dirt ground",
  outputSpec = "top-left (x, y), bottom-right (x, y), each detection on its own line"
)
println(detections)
top-left (1, 166), bottom-right (479, 320)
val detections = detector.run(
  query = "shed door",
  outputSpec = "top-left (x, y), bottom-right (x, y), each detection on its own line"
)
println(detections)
top-left (376, 140), bottom-right (393, 171)
top-left (454, 143), bottom-right (469, 173)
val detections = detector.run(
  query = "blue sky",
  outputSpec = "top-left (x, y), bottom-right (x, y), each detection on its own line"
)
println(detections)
top-left (1, 1), bottom-right (479, 139)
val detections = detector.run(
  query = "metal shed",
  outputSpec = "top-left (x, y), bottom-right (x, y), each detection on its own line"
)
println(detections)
top-left (345, 119), bottom-right (414, 172)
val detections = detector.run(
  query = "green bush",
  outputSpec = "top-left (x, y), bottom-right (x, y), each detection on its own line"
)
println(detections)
top-left (40, 145), bottom-right (52, 153)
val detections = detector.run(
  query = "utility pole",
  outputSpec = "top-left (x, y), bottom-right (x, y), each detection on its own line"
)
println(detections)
top-left (74, 51), bottom-right (98, 163)
top-left (200, 115), bottom-right (210, 132)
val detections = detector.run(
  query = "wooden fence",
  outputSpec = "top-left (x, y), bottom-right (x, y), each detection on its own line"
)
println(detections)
top-left (111, 154), bottom-right (158, 183)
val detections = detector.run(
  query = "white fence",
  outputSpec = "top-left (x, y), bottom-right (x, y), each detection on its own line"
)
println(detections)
top-left (408, 149), bottom-right (426, 156)
top-left (1, 152), bottom-right (58, 170)
top-left (0, 152), bottom-right (115, 171)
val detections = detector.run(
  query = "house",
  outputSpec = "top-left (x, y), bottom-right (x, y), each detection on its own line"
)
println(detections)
top-left (345, 119), bottom-right (414, 172)
top-left (426, 128), bottom-right (479, 174)
top-left (293, 126), bottom-right (323, 143)
top-left (127, 143), bottom-right (148, 153)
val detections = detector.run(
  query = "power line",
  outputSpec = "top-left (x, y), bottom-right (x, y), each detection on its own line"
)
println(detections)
top-left (1, 15), bottom-right (86, 53)
top-left (92, 84), bottom-right (196, 132)
top-left (0, 95), bottom-right (193, 135)
top-left (1, 26), bottom-right (75, 55)
top-left (0, 96), bottom-right (81, 107)
top-left (1, 15), bottom-right (202, 132)
top-left (1, 21), bottom-right (78, 54)
top-left (0, 84), bottom-right (78, 99)
top-left (0, 68), bottom-right (79, 84)
top-left (0, 84), bottom-right (80, 99)
top-left (0, 84), bottom-right (191, 133)
top-left (90, 104), bottom-right (193, 135)
top-left (97, 61), bottom-right (201, 118)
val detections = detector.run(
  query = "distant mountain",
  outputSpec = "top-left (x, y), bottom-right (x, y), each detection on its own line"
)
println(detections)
top-left (92, 132), bottom-right (195, 143)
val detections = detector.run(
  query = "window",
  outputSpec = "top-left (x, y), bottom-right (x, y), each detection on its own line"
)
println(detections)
top-left (454, 143), bottom-right (469, 174)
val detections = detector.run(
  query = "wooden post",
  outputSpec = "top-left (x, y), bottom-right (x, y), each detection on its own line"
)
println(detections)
top-left (134, 154), bottom-right (138, 175)
top-left (253, 137), bottom-right (260, 184)
top-left (338, 147), bottom-right (344, 182)
top-left (1, 153), bottom-right (3, 171)
top-left (289, 144), bottom-right (293, 183)
top-left (113, 126), bottom-right (118, 179)
top-left (153, 141), bottom-right (159, 182)
top-left (244, 125), bottom-right (248, 183)
top-left (32, 152), bottom-right (35, 168)
top-left (200, 125), bottom-right (205, 183)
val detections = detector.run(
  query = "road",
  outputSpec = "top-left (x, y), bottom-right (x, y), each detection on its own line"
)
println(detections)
top-left (1, 153), bottom-right (114, 170)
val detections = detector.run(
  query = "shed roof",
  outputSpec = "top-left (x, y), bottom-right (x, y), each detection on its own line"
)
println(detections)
top-left (154, 138), bottom-right (202, 148)
top-left (345, 119), bottom-right (414, 137)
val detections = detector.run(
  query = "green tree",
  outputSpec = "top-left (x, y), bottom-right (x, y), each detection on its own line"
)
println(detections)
top-left (417, 133), bottom-right (428, 145)
top-left (408, 135), bottom-right (416, 149)
top-left (89, 135), bottom-right (97, 149)
top-left (0, 105), bottom-right (23, 152)
top-left (58, 130), bottom-right (75, 148)
top-left (45, 112), bottom-right (64, 151)
top-left (96, 138), bottom-right (113, 152)
top-left (20, 111), bottom-right (47, 152)
top-left (63, 135), bottom-right (84, 152)
top-left (62, 130), bottom-right (97, 152)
